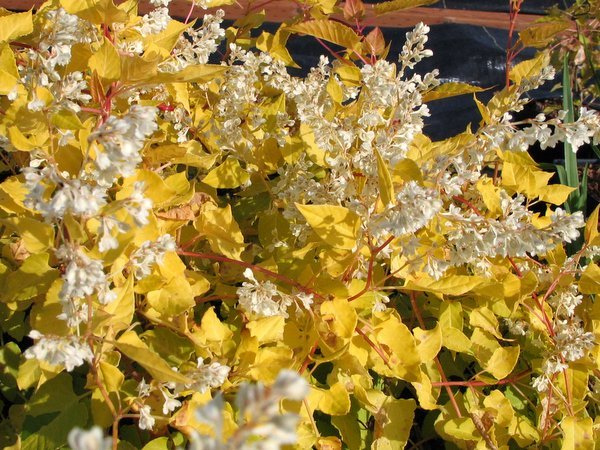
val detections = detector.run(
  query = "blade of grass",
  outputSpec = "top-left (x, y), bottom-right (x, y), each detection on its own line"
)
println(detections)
top-left (563, 54), bottom-right (580, 212)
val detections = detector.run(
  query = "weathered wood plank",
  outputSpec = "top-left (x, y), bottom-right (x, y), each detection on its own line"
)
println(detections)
top-left (0, 0), bottom-right (542, 30)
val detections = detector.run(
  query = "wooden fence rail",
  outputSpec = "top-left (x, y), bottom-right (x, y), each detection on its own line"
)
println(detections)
top-left (0, 0), bottom-right (542, 30)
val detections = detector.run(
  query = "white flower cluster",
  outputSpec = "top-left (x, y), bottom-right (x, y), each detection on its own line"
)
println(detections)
top-left (55, 244), bottom-right (115, 327)
top-left (139, 404), bottom-right (155, 430)
top-left (190, 370), bottom-right (309, 450)
top-left (18, 8), bottom-right (95, 112)
top-left (237, 269), bottom-right (293, 318)
top-left (399, 22), bottom-right (434, 71)
top-left (129, 234), bottom-right (178, 279)
top-left (24, 331), bottom-right (94, 372)
top-left (268, 24), bottom-right (438, 246)
top-left (24, 165), bottom-right (107, 222)
top-left (441, 195), bottom-right (584, 275)
top-left (133, 357), bottom-right (231, 431)
top-left (161, 10), bottom-right (225, 72)
top-left (89, 105), bottom-right (159, 186)
top-left (136, 6), bottom-right (171, 37)
top-left (371, 181), bottom-right (443, 239)
top-left (533, 282), bottom-right (595, 393)
top-left (187, 357), bottom-right (231, 394)
top-left (499, 108), bottom-right (600, 153)
top-left (554, 318), bottom-right (595, 362)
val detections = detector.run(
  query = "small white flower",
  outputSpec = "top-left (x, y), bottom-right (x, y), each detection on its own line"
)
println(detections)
top-left (271, 370), bottom-right (309, 401)
top-left (137, 378), bottom-right (152, 398)
top-left (138, 405), bottom-right (155, 430)
top-left (24, 331), bottom-right (93, 372)
top-left (532, 375), bottom-right (549, 393)
top-left (68, 426), bottom-right (111, 450)
top-left (161, 388), bottom-right (182, 415)
top-left (130, 234), bottom-right (177, 279)
top-left (27, 97), bottom-right (45, 111)
top-left (237, 269), bottom-right (293, 318)
top-left (187, 358), bottom-right (230, 393)
top-left (136, 7), bottom-right (171, 36)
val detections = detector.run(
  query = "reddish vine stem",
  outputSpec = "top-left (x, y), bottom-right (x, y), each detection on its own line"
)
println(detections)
top-left (409, 292), bottom-right (463, 419)
top-left (298, 340), bottom-right (319, 375)
top-left (505, 0), bottom-right (524, 88)
top-left (314, 37), bottom-right (355, 66)
top-left (431, 369), bottom-right (531, 387)
top-left (348, 235), bottom-right (394, 301)
top-left (508, 256), bottom-right (523, 277)
top-left (452, 195), bottom-right (483, 216)
top-left (355, 326), bottom-right (393, 368)
top-left (177, 250), bottom-right (324, 300)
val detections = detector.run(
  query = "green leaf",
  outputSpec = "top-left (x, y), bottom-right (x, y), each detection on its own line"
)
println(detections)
top-left (142, 437), bottom-right (170, 450)
top-left (374, 0), bottom-right (438, 15)
top-left (0, 10), bottom-right (33, 42)
top-left (115, 331), bottom-right (193, 384)
top-left (21, 402), bottom-right (88, 450)
top-left (562, 55), bottom-right (579, 193)
top-left (143, 328), bottom-right (195, 367)
top-left (296, 203), bottom-right (361, 251)
top-left (286, 20), bottom-right (362, 51)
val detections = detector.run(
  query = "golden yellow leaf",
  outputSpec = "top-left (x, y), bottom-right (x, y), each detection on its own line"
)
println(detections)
top-left (89, 37), bottom-right (121, 83)
top-left (561, 416), bottom-right (594, 450)
top-left (374, 0), bottom-right (438, 14)
top-left (115, 331), bottom-right (192, 384)
top-left (202, 156), bottom-right (250, 189)
top-left (0, 10), bottom-right (32, 42)
top-left (286, 20), bottom-right (362, 51)
top-left (296, 203), bottom-right (361, 251)
top-left (194, 204), bottom-right (245, 260)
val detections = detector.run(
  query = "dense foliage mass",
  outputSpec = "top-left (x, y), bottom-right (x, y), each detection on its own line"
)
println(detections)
top-left (0, 0), bottom-right (599, 449)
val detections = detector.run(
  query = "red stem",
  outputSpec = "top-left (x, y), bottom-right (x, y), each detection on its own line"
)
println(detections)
top-left (184, 1), bottom-right (195, 24)
top-left (348, 235), bottom-right (394, 301)
top-left (410, 292), bottom-right (463, 418)
top-left (452, 195), bottom-right (483, 216)
top-left (431, 369), bottom-right (531, 387)
top-left (177, 250), bottom-right (324, 300)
